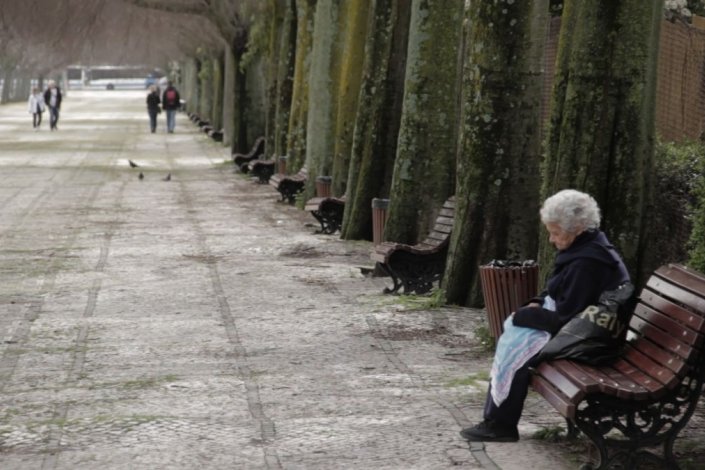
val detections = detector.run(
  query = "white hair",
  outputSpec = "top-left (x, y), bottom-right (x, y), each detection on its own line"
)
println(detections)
top-left (540, 189), bottom-right (601, 233)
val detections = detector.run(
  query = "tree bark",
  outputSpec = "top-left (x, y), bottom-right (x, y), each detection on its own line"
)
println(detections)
top-left (274, 0), bottom-right (297, 158)
top-left (329, 1), bottom-right (370, 197)
top-left (286, 0), bottom-right (317, 172)
top-left (384, 0), bottom-right (463, 244)
top-left (340, 0), bottom-right (411, 240)
top-left (443, 0), bottom-right (548, 306)
top-left (539, 0), bottom-right (662, 284)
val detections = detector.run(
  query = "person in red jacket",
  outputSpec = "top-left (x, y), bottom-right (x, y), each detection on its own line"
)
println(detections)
top-left (461, 189), bottom-right (630, 442)
top-left (161, 81), bottom-right (181, 134)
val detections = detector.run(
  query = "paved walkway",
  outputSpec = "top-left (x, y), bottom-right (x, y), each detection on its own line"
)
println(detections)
top-left (0, 90), bottom-right (701, 470)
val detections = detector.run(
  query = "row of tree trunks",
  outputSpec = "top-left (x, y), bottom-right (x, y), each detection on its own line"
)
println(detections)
top-left (124, 0), bottom-right (663, 306)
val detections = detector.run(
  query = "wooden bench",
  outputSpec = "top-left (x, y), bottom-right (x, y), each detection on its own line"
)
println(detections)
top-left (304, 196), bottom-right (347, 234)
top-left (247, 158), bottom-right (276, 184)
top-left (531, 263), bottom-right (705, 469)
top-left (269, 166), bottom-right (308, 204)
top-left (233, 136), bottom-right (265, 172)
top-left (208, 128), bottom-right (224, 142)
top-left (370, 196), bottom-right (455, 295)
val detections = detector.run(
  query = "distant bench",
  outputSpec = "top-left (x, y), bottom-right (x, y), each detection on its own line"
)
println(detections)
top-left (269, 166), bottom-right (308, 204)
top-left (233, 137), bottom-right (265, 172)
top-left (371, 196), bottom-right (455, 295)
top-left (531, 263), bottom-right (705, 469)
top-left (304, 195), bottom-right (347, 234)
top-left (248, 159), bottom-right (276, 184)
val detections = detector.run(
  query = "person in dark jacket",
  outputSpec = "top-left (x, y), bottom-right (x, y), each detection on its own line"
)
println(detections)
top-left (460, 189), bottom-right (630, 442)
top-left (161, 81), bottom-right (180, 133)
top-left (43, 80), bottom-right (63, 131)
top-left (146, 85), bottom-right (161, 133)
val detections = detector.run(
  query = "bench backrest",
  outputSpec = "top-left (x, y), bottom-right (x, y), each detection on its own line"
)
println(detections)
top-left (417, 196), bottom-right (455, 249)
top-left (248, 136), bottom-right (265, 158)
top-left (625, 264), bottom-right (705, 385)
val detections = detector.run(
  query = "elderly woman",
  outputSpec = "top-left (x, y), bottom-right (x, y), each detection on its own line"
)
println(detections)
top-left (461, 189), bottom-right (630, 442)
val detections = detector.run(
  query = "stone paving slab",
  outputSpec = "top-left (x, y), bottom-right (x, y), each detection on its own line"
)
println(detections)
top-left (0, 90), bottom-right (703, 470)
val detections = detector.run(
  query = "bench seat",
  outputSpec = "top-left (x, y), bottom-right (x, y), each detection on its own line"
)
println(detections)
top-left (248, 159), bottom-right (276, 184)
top-left (530, 263), bottom-right (705, 469)
top-left (304, 196), bottom-right (347, 234)
top-left (269, 167), bottom-right (308, 204)
top-left (371, 196), bottom-right (455, 295)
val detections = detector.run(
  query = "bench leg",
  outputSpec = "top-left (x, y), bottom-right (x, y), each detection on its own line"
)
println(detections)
top-left (309, 210), bottom-right (327, 234)
top-left (386, 249), bottom-right (447, 295)
top-left (376, 262), bottom-right (403, 294)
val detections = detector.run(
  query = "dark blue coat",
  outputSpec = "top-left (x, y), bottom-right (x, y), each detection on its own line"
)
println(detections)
top-left (512, 229), bottom-right (630, 335)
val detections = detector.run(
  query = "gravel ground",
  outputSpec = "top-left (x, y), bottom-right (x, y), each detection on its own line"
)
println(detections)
top-left (0, 90), bottom-right (702, 470)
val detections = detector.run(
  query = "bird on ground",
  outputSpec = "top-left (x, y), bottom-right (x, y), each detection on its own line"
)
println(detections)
top-left (129, 160), bottom-right (139, 168)
top-left (163, 173), bottom-right (171, 181)
top-left (138, 172), bottom-right (144, 180)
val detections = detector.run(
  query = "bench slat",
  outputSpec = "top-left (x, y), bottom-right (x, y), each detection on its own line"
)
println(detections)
top-left (572, 362), bottom-right (650, 400)
top-left (646, 276), bottom-right (705, 332)
top-left (626, 334), bottom-right (686, 375)
top-left (611, 358), bottom-right (667, 399)
top-left (533, 362), bottom-right (585, 402)
top-left (551, 360), bottom-right (603, 394)
top-left (639, 288), bottom-right (705, 337)
top-left (531, 375), bottom-right (576, 418)
top-left (621, 342), bottom-right (680, 388)
top-left (630, 311), bottom-right (695, 361)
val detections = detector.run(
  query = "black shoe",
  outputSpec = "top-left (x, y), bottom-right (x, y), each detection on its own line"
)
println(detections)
top-left (460, 420), bottom-right (519, 442)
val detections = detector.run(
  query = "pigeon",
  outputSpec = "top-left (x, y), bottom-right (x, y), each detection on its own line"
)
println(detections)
top-left (163, 173), bottom-right (171, 181)
top-left (129, 160), bottom-right (139, 168)
top-left (138, 172), bottom-right (144, 180)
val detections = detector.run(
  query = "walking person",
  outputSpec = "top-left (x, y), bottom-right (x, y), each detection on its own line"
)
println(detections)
top-left (28, 87), bottom-right (46, 130)
top-left (146, 85), bottom-right (161, 133)
top-left (161, 81), bottom-right (180, 134)
top-left (43, 80), bottom-right (63, 131)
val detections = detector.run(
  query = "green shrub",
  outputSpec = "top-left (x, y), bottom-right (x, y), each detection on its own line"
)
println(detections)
top-left (642, 140), bottom-right (703, 278)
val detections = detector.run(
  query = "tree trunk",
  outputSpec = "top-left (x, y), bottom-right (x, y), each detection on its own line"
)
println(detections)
top-left (384, 0), bottom-right (463, 244)
top-left (443, 0), bottom-right (549, 306)
top-left (286, 0), bottom-right (317, 172)
top-left (198, 57), bottom-right (213, 120)
top-left (182, 58), bottom-right (199, 115)
top-left (340, 0), bottom-right (411, 240)
top-left (329, 1), bottom-right (370, 197)
top-left (211, 52), bottom-right (224, 131)
top-left (265, 0), bottom-right (287, 159)
top-left (303, 0), bottom-right (341, 200)
top-left (274, 0), bottom-right (297, 158)
top-left (223, 44), bottom-right (236, 148)
top-left (538, 0), bottom-right (662, 284)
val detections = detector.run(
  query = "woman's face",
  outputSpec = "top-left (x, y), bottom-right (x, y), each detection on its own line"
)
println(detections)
top-left (544, 222), bottom-right (579, 251)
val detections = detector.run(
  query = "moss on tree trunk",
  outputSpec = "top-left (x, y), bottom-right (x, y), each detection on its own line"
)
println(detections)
top-left (384, 0), bottom-right (463, 244)
top-left (538, 0), bottom-right (661, 283)
top-left (341, 0), bottom-right (411, 240)
top-left (443, 0), bottom-right (548, 306)
top-left (287, 0), bottom-right (316, 172)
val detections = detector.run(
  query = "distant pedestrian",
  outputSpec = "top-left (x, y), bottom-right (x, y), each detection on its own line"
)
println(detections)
top-left (161, 81), bottom-right (180, 134)
top-left (43, 80), bottom-right (63, 131)
top-left (146, 85), bottom-right (161, 133)
top-left (28, 87), bottom-right (46, 130)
